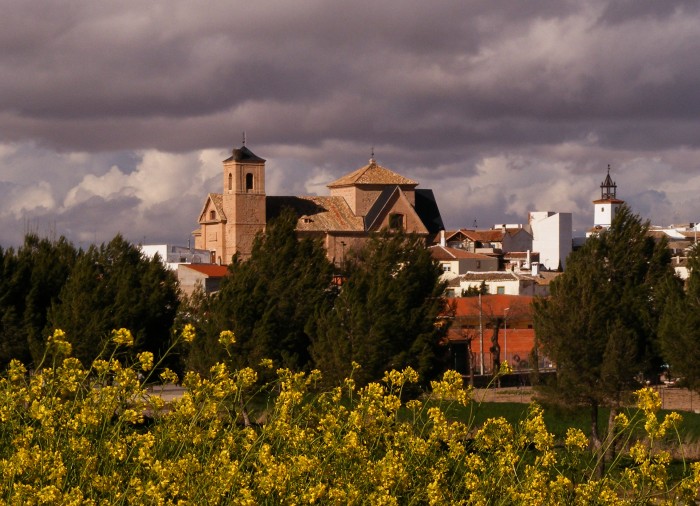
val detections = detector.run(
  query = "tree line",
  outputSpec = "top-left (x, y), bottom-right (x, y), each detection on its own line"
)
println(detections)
top-left (180, 209), bottom-right (448, 388)
top-left (0, 234), bottom-right (180, 369)
top-left (0, 213), bottom-right (448, 386)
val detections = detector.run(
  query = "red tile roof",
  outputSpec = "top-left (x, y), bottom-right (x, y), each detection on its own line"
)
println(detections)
top-left (429, 245), bottom-right (494, 261)
top-left (444, 295), bottom-right (534, 319)
top-left (448, 229), bottom-right (505, 243)
top-left (180, 264), bottom-right (230, 277)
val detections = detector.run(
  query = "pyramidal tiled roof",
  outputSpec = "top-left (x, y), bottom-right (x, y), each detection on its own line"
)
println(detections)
top-left (327, 160), bottom-right (417, 188)
top-left (223, 146), bottom-right (266, 163)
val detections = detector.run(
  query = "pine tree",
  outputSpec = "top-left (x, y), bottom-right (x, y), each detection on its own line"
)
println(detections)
top-left (310, 230), bottom-right (447, 387)
top-left (188, 209), bottom-right (335, 372)
top-left (659, 245), bottom-right (700, 390)
top-left (534, 205), bottom-right (674, 471)
top-left (48, 235), bottom-right (179, 366)
top-left (0, 235), bottom-right (78, 367)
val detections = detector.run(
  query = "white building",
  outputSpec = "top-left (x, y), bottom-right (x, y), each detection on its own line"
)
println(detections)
top-left (528, 211), bottom-right (572, 271)
top-left (429, 245), bottom-right (499, 279)
top-left (447, 270), bottom-right (554, 297)
top-left (140, 244), bottom-right (214, 271)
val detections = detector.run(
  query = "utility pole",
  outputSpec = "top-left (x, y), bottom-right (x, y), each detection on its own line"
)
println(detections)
top-left (504, 307), bottom-right (510, 365)
top-left (479, 293), bottom-right (484, 375)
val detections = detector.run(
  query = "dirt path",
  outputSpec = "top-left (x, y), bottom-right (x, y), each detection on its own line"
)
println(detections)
top-left (472, 385), bottom-right (700, 413)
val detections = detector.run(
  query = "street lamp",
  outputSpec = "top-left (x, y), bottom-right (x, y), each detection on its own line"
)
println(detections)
top-left (503, 307), bottom-right (510, 365)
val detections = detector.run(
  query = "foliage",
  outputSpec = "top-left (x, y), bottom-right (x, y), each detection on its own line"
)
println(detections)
top-left (185, 209), bottom-right (335, 373)
top-left (0, 235), bottom-right (78, 367)
top-left (0, 328), bottom-right (698, 504)
top-left (462, 281), bottom-right (487, 297)
top-left (534, 205), bottom-right (676, 456)
top-left (659, 244), bottom-right (700, 392)
top-left (47, 235), bottom-right (180, 367)
top-left (310, 230), bottom-right (447, 387)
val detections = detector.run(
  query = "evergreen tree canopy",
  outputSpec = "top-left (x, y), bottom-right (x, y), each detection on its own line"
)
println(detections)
top-left (534, 205), bottom-right (675, 450)
top-left (48, 235), bottom-right (179, 366)
top-left (188, 208), bottom-right (335, 372)
top-left (310, 230), bottom-right (447, 387)
top-left (659, 244), bottom-right (700, 391)
top-left (0, 234), bottom-right (78, 367)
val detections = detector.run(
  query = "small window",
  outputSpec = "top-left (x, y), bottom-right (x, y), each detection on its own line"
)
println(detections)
top-left (245, 173), bottom-right (254, 192)
top-left (228, 173), bottom-right (233, 191)
top-left (496, 286), bottom-right (505, 295)
top-left (389, 213), bottom-right (404, 230)
top-left (442, 265), bottom-right (451, 272)
top-left (210, 210), bottom-right (216, 220)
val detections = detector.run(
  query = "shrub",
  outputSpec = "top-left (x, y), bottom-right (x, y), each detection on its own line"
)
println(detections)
top-left (0, 329), bottom-right (698, 504)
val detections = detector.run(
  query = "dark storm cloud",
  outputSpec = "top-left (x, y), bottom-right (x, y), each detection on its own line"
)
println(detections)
top-left (1, 0), bottom-right (700, 247)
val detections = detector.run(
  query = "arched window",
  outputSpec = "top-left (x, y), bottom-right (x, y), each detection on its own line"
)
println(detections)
top-left (245, 173), bottom-right (254, 192)
top-left (209, 210), bottom-right (216, 220)
top-left (228, 173), bottom-right (233, 191)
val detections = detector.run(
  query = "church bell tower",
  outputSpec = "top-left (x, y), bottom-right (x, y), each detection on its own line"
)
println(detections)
top-left (221, 142), bottom-right (267, 262)
top-left (593, 164), bottom-right (623, 228)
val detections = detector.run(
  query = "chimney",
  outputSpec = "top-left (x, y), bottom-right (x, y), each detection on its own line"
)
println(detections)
top-left (531, 262), bottom-right (539, 276)
top-left (440, 229), bottom-right (446, 247)
top-left (526, 249), bottom-right (531, 269)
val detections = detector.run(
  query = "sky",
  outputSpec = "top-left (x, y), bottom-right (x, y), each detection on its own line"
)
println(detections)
top-left (2, 0), bottom-right (700, 249)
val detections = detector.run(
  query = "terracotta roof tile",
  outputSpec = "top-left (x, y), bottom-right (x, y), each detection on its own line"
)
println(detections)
top-left (267, 196), bottom-right (365, 232)
top-left (464, 230), bottom-right (505, 242)
top-left (180, 264), bottom-right (230, 277)
top-left (429, 245), bottom-right (494, 261)
top-left (460, 271), bottom-right (519, 282)
top-left (198, 193), bottom-right (226, 223)
top-left (444, 295), bottom-right (534, 319)
top-left (327, 161), bottom-right (417, 187)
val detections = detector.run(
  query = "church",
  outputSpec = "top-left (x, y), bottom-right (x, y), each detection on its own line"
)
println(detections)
top-left (193, 144), bottom-right (445, 265)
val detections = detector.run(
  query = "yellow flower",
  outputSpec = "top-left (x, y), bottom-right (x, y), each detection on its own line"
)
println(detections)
top-left (111, 328), bottom-right (134, 347)
top-left (218, 330), bottom-right (236, 346)
top-left (137, 351), bottom-right (154, 372)
top-left (160, 368), bottom-right (178, 384)
top-left (613, 412), bottom-right (629, 429)
top-left (635, 386), bottom-right (661, 414)
top-left (259, 358), bottom-right (274, 369)
top-left (181, 323), bottom-right (196, 343)
top-left (91, 359), bottom-right (110, 376)
top-left (47, 328), bottom-right (72, 355)
top-left (7, 359), bottom-right (27, 383)
top-left (499, 360), bottom-right (513, 375)
top-left (564, 427), bottom-right (588, 451)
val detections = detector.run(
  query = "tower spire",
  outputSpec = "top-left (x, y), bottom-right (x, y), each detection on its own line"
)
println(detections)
top-left (600, 164), bottom-right (617, 200)
top-left (242, 131), bottom-right (246, 146)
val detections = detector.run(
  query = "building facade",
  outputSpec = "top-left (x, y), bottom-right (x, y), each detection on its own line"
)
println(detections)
top-left (193, 145), bottom-right (444, 264)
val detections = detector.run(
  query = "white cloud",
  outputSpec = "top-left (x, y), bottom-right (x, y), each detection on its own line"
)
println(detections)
top-left (3, 181), bottom-right (55, 218)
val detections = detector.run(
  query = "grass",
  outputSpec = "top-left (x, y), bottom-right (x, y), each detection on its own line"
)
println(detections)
top-left (435, 400), bottom-right (700, 443)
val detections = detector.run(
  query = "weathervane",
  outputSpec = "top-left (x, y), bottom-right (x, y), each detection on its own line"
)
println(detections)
top-left (242, 131), bottom-right (246, 146)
